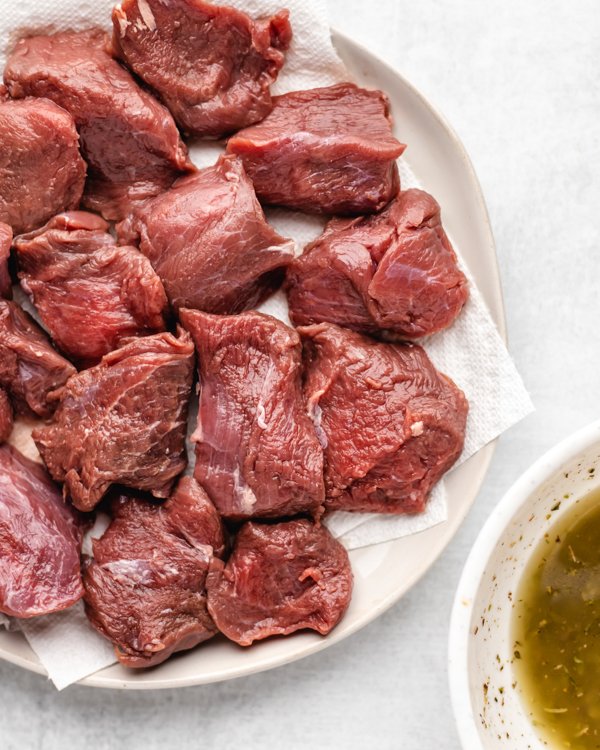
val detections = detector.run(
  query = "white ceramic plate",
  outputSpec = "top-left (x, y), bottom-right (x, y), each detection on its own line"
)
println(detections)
top-left (0, 30), bottom-right (505, 689)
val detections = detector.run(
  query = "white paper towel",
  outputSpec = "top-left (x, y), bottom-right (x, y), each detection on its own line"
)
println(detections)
top-left (16, 604), bottom-right (116, 691)
top-left (0, 0), bottom-right (533, 688)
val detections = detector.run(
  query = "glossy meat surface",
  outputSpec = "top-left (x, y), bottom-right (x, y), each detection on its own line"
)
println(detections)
top-left (0, 222), bottom-right (12, 298)
top-left (207, 519), bottom-right (352, 646)
top-left (0, 389), bottom-right (13, 443)
top-left (287, 189), bottom-right (469, 338)
top-left (15, 212), bottom-right (168, 367)
top-left (181, 309), bottom-right (324, 520)
top-left (0, 98), bottom-right (86, 234)
top-left (227, 83), bottom-right (406, 214)
top-left (84, 477), bottom-right (224, 668)
top-left (111, 0), bottom-right (291, 138)
top-left (300, 323), bottom-right (468, 514)
top-left (33, 329), bottom-right (194, 512)
top-left (118, 155), bottom-right (294, 313)
top-left (4, 29), bottom-right (193, 221)
top-left (0, 445), bottom-right (83, 618)
top-left (0, 299), bottom-right (76, 418)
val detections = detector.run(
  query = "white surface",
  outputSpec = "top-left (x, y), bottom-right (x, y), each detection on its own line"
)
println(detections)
top-left (0, 0), bottom-right (598, 746)
top-left (0, 6), bottom-right (532, 689)
top-left (449, 420), bottom-right (600, 749)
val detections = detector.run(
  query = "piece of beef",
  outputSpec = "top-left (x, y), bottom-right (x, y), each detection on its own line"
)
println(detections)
top-left (207, 519), bottom-right (352, 646)
top-left (33, 329), bottom-right (194, 512)
top-left (0, 223), bottom-right (12, 298)
top-left (0, 389), bottom-right (13, 443)
top-left (180, 309), bottom-right (324, 521)
top-left (111, 0), bottom-right (292, 138)
top-left (0, 300), bottom-right (76, 418)
top-left (300, 323), bottom-right (468, 514)
top-left (4, 29), bottom-right (194, 221)
top-left (286, 189), bottom-right (469, 338)
top-left (118, 155), bottom-right (295, 313)
top-left (227, 83), bottom-right (406, 215)
top-left (84, 477), bottom-right (224, 668)
top-left (0, 444), bottom-right (83, 618)
top-left (15, 212), bottom-right (168, 367)
top-left (0, 98), bottom-right (86, 235)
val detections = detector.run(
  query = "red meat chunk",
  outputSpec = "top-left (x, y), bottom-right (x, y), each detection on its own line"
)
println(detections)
top-left (4, 29), bottom-right (194, 221)
top-left (15, 212), bottom-right (168, 367)
top-left (111, 0), bottom-right (292, 138)
top-left (84, 477), bottom-right (224, 668)
top-left (118, 155), bottom-right (294, 313)
top-left (0, 389), bottom-right (13, 444)
top-left (287, 189), bottom-right (469, 338)
top-left (227, 82), bottom-right (406, 215)
top-left (33, 329), bottom-right (194, 512)
top-left (0, 300), bottom-right (76, 418)
top-left (0, 223), bottom-right (12, 298)
top-left (0, 98), bottom-right (86, 234)
top-left (180, 309), bottom-right (324, 521)
top-left (300, 323), bottom-right (468, 514)
top-left (207, 519), bottom-right (352, 646)
top-left (0, 445), bottom-right (83, 618)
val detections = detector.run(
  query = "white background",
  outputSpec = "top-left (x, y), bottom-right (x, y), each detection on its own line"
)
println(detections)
top-left (1, 1), bottom-right (599, 747)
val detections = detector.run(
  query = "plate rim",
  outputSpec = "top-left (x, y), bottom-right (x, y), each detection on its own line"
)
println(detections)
top-left (0, 27), bottom-right (505, 689)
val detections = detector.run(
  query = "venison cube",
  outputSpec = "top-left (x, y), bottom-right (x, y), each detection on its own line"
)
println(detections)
top-left (227, 83), bottom-right (406, 215)
top-left (111, 0), bottom-right (292, 138)
top-left (180, 309), bottom-right (325, 521)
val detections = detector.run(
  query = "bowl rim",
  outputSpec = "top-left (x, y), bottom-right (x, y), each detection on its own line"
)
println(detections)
top-left (448, 418), bottom-right (600, 749)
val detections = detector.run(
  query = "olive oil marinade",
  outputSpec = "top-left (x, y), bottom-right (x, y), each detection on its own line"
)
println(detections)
top-left (513, 486), bottom-right (600, 749)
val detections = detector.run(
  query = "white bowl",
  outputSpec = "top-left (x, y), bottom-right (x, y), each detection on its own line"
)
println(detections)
top-left (449, 420), bottom-right (600, 749)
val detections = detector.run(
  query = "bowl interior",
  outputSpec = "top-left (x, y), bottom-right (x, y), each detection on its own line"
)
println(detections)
top-left (457, 429), bottom-right (600, 749)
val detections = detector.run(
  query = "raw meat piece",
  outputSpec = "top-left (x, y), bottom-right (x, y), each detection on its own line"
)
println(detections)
top-left (111, 0), bottom-right (292, 138)
top-left (227, 82), bottom-right (406, 215)
top-left (118, 155), bottom-right (295, 313)
top-left (0, 223), bottom-right (12, 298)
top-left (4, 29), bottom-right (194, 221)
top-left (180, 309), bottom-right (324, 521)
top-left (15, 212), bottom-right (168, 367)
top-left (207, 519), bottom-right (352, 646)
top-left (0, 98), bottom-right (86, 234)
top-left (33, 329), bottom-right (194, 512)
top-left (286, 189), bottom-right (469, 338)
top-left (0, 300), bottom-right (76, 418)
top-left (84, 477), bottom-right (224, 668)
top-left (0, 389), bottom-right (13, 443)
top-left (0, 444), bottom-right (83, 618)
top-left (300, 323), bottom-right (468, 514)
